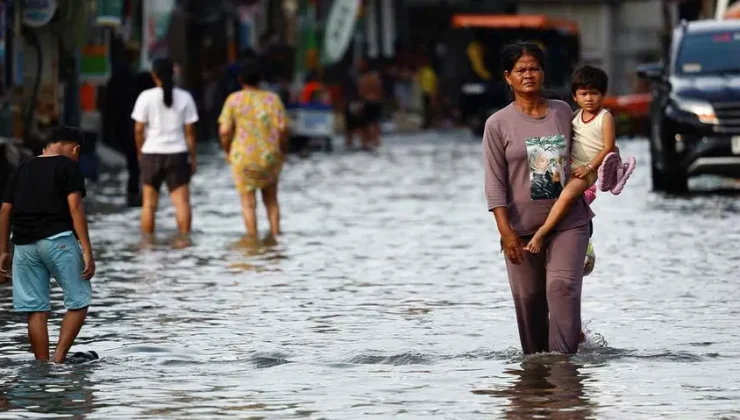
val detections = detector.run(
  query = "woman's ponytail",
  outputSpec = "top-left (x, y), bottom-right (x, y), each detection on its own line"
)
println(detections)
top-left (153, 58), bottom-right (174, 108)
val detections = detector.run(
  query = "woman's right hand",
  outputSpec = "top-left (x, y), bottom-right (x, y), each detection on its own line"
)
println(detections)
top-left (501, 230), bottom-right (525, 265)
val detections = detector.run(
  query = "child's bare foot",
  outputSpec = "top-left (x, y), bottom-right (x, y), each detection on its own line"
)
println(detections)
top-left (525, 233), bottom-right (545, 254)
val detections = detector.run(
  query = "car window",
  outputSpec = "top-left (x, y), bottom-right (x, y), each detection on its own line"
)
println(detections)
top-left (675, 30), bottom-right (740, 75)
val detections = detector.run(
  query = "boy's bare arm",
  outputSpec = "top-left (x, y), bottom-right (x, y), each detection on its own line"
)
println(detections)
top-left (0, 203), bottom-right (11, 254)
top-left (68, 192), bottom-right (95, 280)
top-left (0, 203), bottom-right (13, 277)
top-left (67, 193), bottom-right (92, 254)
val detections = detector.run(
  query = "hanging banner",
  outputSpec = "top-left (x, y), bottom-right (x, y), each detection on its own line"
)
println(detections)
top-left (322, 0), bottom-right (361, 65)
top-left (22, 0), bottom-right (57, 28)
top-left (96, 0), bottom-right (123, 27)
top-left (141, 0), bottom-right (175, 70)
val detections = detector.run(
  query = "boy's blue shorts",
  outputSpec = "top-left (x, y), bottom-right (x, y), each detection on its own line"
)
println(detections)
top-left (12, 232), bottom-right (92, 312)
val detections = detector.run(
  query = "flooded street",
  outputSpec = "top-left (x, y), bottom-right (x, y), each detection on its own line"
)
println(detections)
top-left (1, 132), bottom-right (739, 419)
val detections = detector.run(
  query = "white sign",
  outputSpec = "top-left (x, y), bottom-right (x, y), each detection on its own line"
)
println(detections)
top-left (290, 109), bottom-right (335, 137)
top-left (322, 0), bottom-right (361, 65)
top-left (23, 0), bottom-right (57, 28)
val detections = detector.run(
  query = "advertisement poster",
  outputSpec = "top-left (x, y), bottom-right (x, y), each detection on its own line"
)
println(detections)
top-left (141, 0), bottom-right (175, 70)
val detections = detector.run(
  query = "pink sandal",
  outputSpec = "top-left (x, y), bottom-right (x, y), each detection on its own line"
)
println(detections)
top-left (611, 156), bottom-right (636, 195)
top-left (598, 152), bottom-right (621, 192)
top-left (598, 152), bottom-right (636, 195)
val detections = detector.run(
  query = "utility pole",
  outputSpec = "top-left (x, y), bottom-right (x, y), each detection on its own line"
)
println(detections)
top-left (715, 0), bottom-right (730, 18)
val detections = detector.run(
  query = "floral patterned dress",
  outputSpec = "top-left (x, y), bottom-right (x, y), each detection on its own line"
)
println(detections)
top-left (218, 88), bottom-right (288, 193)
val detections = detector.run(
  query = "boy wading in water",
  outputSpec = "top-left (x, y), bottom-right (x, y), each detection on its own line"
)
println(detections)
top-left (0, 127), bottom-right (96, 363)
top-left (525, 66), bottom-right (634, 254)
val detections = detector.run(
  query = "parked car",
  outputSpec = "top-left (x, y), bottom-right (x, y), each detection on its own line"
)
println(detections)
top-left (637, 19), bottom-right (740, 193)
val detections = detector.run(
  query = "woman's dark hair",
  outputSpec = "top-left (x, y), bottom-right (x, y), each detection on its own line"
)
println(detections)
top-left (152, 58), bottom-right (174, 108)
top-left (571, 65), bottom-right (609, 95)
top-left (238, 58), bottom-right (262, 86)
top-left (501, 41), bottom-right (546, 73)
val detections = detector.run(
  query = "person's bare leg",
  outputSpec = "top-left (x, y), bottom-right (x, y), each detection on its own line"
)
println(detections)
top-left (369, 123), bottom-right (381, 148)
top-left (359, 126), bottom-right (371, 150)
top-left (169, 184), bottom-right (192, 235)
top-left (141, 185), bottom-right (159, 238)
top-left (262, 182), bottom-right (281, 237)
top-left (52, 307), bottom-right (88, 363)
top-left (240, 190), bottom-right (258, 238)
top-left (28, 312), bottom-right (50, 361)
top-left (526, 177), bottom-right (591, 254)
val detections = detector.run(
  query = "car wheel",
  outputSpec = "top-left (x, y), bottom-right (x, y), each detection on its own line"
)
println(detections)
top-left (652, 152), bottom-right (689, 194)
top-left (663, 170), bottom-right (689, 194)
top-left (650, 118), bottom-right (689, 193)
top-left (651, 158), bottom-right (667, 191)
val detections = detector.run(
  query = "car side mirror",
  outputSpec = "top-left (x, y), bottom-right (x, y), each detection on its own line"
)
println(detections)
top-left (636, 62), bottom-right (665, 82)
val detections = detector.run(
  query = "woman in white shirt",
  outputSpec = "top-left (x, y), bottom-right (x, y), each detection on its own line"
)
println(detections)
top-left (131, 58), bottom-right (199, 246)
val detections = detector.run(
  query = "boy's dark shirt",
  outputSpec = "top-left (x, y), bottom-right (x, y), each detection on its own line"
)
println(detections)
top-left (2, 156), bottom-right (86, 245)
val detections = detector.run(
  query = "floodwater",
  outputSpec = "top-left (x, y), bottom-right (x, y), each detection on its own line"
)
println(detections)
top-left (1, 133), bottom-right (739, 419)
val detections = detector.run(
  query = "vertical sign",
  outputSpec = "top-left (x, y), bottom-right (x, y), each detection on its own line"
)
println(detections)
top-left (141, 0), bottom-right (175, 70)
top-left (322, 0), bottom-right (362, 65)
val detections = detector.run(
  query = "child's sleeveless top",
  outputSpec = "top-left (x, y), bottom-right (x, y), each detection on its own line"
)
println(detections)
top-left (571, 108), bottom-right (609, 167)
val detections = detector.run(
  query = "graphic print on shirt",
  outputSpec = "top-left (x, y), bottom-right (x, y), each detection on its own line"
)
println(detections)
top-left (525, 134), bottom-right (567, 200)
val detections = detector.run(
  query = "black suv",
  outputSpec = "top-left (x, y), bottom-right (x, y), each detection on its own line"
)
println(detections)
top-left (637, 19), bottom-right (740, 193)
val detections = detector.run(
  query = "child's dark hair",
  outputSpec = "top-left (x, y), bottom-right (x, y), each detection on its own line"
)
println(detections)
top-left (48, 126), bottom-right (84, 146)
top-left (571, 65), bottom-right (609, 95)
top-left (501, 41), bottom-right (546, 73)
top-left (152, 58), bottom-right (175, 108)
top-left (238, 58), bottom-right (262, 86)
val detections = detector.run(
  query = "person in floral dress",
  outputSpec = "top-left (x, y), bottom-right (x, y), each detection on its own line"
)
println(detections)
top-left (218, 59), bottom-right (289, 238)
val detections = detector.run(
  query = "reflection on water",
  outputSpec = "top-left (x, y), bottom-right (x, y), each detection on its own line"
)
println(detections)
top-left (0, 362), bottom-right (95, 418)
top-left (1, 135), bottom-right (739, 419)
top-left (228, 234), bottom-right (286, 272)
top-left (474, 357), bottom-right (596, 420)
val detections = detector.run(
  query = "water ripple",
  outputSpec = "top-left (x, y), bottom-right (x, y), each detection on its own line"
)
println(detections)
top-left (1, 134), bottom-right (739, 419)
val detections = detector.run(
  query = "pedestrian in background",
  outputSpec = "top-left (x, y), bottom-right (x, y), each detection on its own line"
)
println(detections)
top-left (218, 59), bottom-right (289, 240)
top-left (131, 58), bottom-right (199, 247)
top-left (357, 58), bottom-right (384, 150)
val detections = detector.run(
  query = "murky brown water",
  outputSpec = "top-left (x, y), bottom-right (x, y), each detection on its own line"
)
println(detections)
top-left (1, 132), bottom-right (739, 419)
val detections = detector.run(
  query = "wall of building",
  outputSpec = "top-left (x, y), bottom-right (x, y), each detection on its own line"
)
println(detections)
top-left (517, 0), bottom-right (663, 95)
